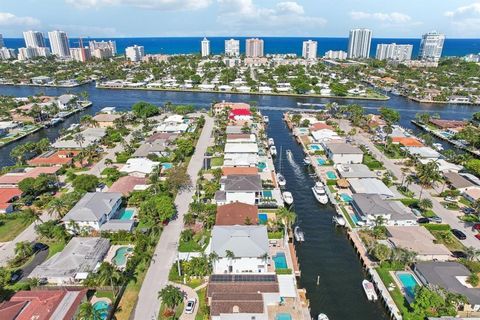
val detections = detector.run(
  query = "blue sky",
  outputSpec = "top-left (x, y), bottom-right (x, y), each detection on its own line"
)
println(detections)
top-left (1, 0), bottom-right (480, 38)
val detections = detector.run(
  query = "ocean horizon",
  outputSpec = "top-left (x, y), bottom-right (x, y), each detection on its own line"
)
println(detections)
top-left (3, 36), bottom-right (480, 58)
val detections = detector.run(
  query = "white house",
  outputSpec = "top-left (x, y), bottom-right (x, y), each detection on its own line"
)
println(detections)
top-left (57, 94), bottom-right (77, 110)
top-left (215, 174), bottom-right (262, 205)
top-left (120, 158), bottom-right (159, 177)
top-left (223, 142), bottom-right (259, 167)
top-left (324, 143), bottom-right (363, 164)
top-left (210, 225), bottom-right (269, 274)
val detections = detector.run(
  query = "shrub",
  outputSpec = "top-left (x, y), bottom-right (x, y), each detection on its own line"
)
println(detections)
top-left (275, 268), bottom-right (292, 275)
top-left (423, 224), bottom-right (451, 231)
top-left (468, 273), bottom-right (479, 287)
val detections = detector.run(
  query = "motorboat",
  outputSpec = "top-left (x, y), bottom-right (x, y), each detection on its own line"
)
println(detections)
top-left (332, 215), bottom-right (346, 227)
top-left (362, 280), bottom-right (378, 301)
top-left (303, 157), bottom-right (311, 165)
top-left (282, 191), bottom-right (294, 205)
top-left (263, 115), bottom-right (269, 123)
top-left (318, 313), bottom-right (329, 320)
top-left (49, 118), bottom-right (63, 126)
top-left (68, 123), bottom-right (80, 131)
top-left (294, 226), bottom-right (304, 242)
top-left (270, 146), bottom-right (277, 156)
top-left (277, 173), bottom-right (286, 187)
top-left (268, 138), bottom-right (275, 146)
top-left (286, 149), bottom-right (293, 159)
top-left (312, 181), bottom-right (329, 204)
top-left (433, 143), bottom-right (444, 151)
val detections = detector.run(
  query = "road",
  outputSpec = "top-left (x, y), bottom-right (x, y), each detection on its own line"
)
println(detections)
top-left (133, 116), bottom-right (214, 320)
top-left (339, 120), bottom-right (480, 249)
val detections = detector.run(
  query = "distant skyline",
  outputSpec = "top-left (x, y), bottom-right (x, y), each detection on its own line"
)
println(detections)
top-left (0, 0), bottom-right (480, 38)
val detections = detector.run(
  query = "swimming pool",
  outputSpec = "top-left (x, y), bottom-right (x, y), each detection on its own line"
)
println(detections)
top-left (116, 208), bottom-right (135, 220)
top-left (273, 252), bottom-right (288, 269)
top-left (258, 213), bottom-right (268, 224)
top-left (276, 313), bottom-right (292, 320)
top-left (340, 193), bottom-right (353, 202)
top-left (162, 163), bottom-right (173, 170)
top-left (262, 190), bottom-right (273, 198)
top-left (396, 272), bottom-right (420, 299)
top-left (317, 158), bottom-right (326, 165)
top-left (113, 246), bottom-right (133, 266)
top-left (257, 162), bottom-right (267, 172)
top-left (326, 171), bottom-right (337, 180)
top-left (93, 301), bottom-right (110, 320)
top-left (309, 144), bottom-right (323, 151)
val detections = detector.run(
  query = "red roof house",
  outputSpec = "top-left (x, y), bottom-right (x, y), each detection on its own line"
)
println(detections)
top-left (27, 150), bottom-right (79, 167)
top-left (228, 109), bottom-right (252, 120)
top-left (0, 167), bottom-right (60, 187)
top-left (0, 188), bottom-right (22, 213)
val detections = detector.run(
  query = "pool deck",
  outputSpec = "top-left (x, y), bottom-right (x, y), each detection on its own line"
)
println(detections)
top-left (104, 244), bottom-right (134, 268)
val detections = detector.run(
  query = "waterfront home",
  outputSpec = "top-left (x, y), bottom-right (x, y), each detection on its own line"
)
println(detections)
top-left (29, 237), bottom-right (110, 285)
top-left (132, 139), bottom-right (171, 158)
top-left (228, 108), bottom-right (252, 121)
top-left (108, 176), bottom-right (148, 196)
top-left (348, 178), bottom-right (395, 198)
top-left (221, 166), bottom-right (259, 176)
top-left (57, 94), bottom-right (77, 110)
top-left (120, 158), bottom-right (159, 177)
top-left (226, 133), bottom-right (256, 144)
top-left (463, 187), bottom-right (480, 203)
top-left (27, 150), bottom-right (79, 167)
top-left (0, 167), bottom-right (60, 187)
top-left (225, 126), bottom-right (243, 134)
top-left (210, 225), bottom-right (269, 273)
top-left (224, 143), bottom-right (259, 167)
top-left (386, 226), bottom-right (451, 261)
top-left (52, 127), bottom-right (107, 149)
top-left (92, 113), bottom-right (122, 128)
top-left (0, 188), bottom-right (22, 214)
top-left (213, 102), bottom-right (250, 114)
top-left (351, 193), bottom-right (417, 226)
top-left (429, 119), bottom-right (467, 130)
top-left (311, 129), bottom-right (341, 143)
top-left (258, 86), bottom-right (273, 93)
top-left (404, 146), bottom-right (441, 160)
top-left (207, 274), bottom-right (280, 320)
top-left (335, 163), bottom-right (377, 179)
top-left (310, 122), bottom-right (334, 132)
top-left (443, 172), bottom-right (479, 192)
top-left (391, 137), bottom-right (424, 147)
top-left (215, 174), bottom-right (262, 205)
top-left (156, 115), bottom-right (189, 133)
top-left (414, 262), bottom-right (480, 312)
top-left (31, 75), bottom-right (52, 85)
top-left (61, 192), bottom-right (134, 233)
top-left (0, 121), bottom-right (18, 136)
top-left (216, 202), bottom-right (259, 225)
top-left (0, 288), bottom-right (87, 320)
top-left (418, 158), bottom-right (463, 173)
top-left (324, 142), bottom-right (363, 164)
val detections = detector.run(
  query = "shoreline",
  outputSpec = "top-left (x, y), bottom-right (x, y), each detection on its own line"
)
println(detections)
top-left (0, 80), bottom-right (93, 88)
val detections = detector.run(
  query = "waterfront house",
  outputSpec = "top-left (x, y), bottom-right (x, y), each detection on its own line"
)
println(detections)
top-left (221, 167), bottom-right (259, 176)
top-left (391, 137), bottom-right (424, 147)
top-left (0, 167), bottom-right (60, 187)
top-left (311, 129), bottom-right (341, 143)
top-left (228, 109), bottom-right (252, 121)
top-left (224, 142), bottom-right (259, 167)
top-left (348, 178), bottom-right (395, 198)
top-left (210, 225), bottom-right (269, 274)
top-left (310, 122), bottom-right (334, 131)
top-left (429, 119), bottom-right (467, 130)
top-left (216, 202), bottom-right (259, 225)
top-left (132, 139), bottom-right (171, 158)
top-left (225, 126), bottom-right (243, 134)
top-left (31, 76), bottom-right (52, 85)
top-left (52, 127), bottom-right (107, 149)
top-left (108, 176), bottom-right (148, 196)
top-left (156, 115), bottom-right (189, 133)
top-left (0, 188), bottom-right (22, 214)
top-left (463, 187), bottom-right (480, 203)
top-left (335, 163), bottom-right (377, 179)
top-left (226, 134), bottom-right (256, 144)
top-left (27, 150), bottom-right (80, 167)
top-left (418, 158), bottom-right (463, 173)
top-left (324, 143), bottom-right (363, 164)
top-left (92, 113), bottom-right (122, 128)
top-left (215, 174), bottom-right (262, 206)
top-left (414, 261), bottom-right (480, 312)
top-left (213, 102), bottom-right (250, 114)
top-left (56, 94), bottom-right (77, 110)
top-left (351, 193), bottom-right (417, 226)
top-left (404, 146), bottom-right (441, 160)
top-left (443, 172), bottom-right (478, 193)
top-left (61, 192), bottom-right (132, 233)
top-left (0, 288), bottom-right (87, 320)
top-left (120, 158), bottom-right (159, 177)
top-left (29, 237), bottom-right (110, 285)
top-left (386, 226), bottom-right (451, 261)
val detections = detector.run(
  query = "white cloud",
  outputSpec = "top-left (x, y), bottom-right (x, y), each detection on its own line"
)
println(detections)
top-left (217, 0), bottom-right (326, 36)
top-left (350, 11), bottom-right (412, 23)
top-left (445, 2), bottom-right (480, 36)
top-left (65, 0), bottom-right (211, 10)
top-left (0, 12), bottom-right (40, 27)
top-left (445, 2), bottom-right (480, 17)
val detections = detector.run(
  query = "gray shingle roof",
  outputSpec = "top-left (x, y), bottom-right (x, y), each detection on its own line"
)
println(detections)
top-left (211, 225), bottom-right (268, 258)
top-left (224, 175), bottom-right (262, 192)
top-left (325, 143), bottom-right (363, 154)
top-left (352, 193), bottom-right (414, 220)
top-left (132, 140), bottom-right (168, 157)
top-left (62, 192), bottom-right (122, 222)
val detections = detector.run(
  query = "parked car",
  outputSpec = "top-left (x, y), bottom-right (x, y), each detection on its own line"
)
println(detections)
top-left (185, 298), bottom-right (196, 314)
top-left (33, 242), bottom-right (48, 252)
top-left (445, 196), bottom-right (457, 202)
top-left (463, 207), bottom-right (476, 214)
top-left (452, 229), bottom-right (467, 240)
top-left (473, 223), bottom-right (480, 231)
top-left (429, 216), bottom-right (443, 224)
top-left (417, 217), bottom-right (430, 224)
top-left (475, 234), bottom-right (480, 241)
top-left (411, 208), bottom-right (422, 217)
top-left (452, 251), bottom-right (467, 258)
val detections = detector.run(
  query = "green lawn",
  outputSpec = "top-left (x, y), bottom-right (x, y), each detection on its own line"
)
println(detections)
top-left (429, 230), bottom-right (465, 251)
top-left (362, 153), bottom-right (385, 170)
top-left (195, 288), bottom-right (208, 320)
top-left (159, 301), bottom-right (184, 319)
top-left (178, 240), bottom-right (202, 252)
top-left (0, 217), bottom-right (30, 242)
top-left (210, 157), bottom-right (224, 167)
top-left (376, 266), bottom-right (410, 316)
top-left (340, 206), bottom-right (355, 228)
top-left (45, 240), bottom-right (66, 259)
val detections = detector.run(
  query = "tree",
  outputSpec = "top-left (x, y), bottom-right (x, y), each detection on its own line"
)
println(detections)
top-left (158, 285), bottom-right (183, 310)
top-left (165, 165), bottom-right (191, 193)
top-left (0, 267), bottom-right (12, 289)
top-left (465, 246), bottom-right (480, 261)
top-left (379, 107), bottom-right (400, 125)
top-left (416, 161), bottom-right (442, 199)
top-left (468, 273), bottom-right (479, 287)
top-left (74, 133), bottom-right (85, 150)
top-left (15, 241), bottom-right (33, 260)
top-left (418, 198), bottom-right (433, 212)
top-left (132, 101), bottom-right (159, 118)
top-left (72, 174), bottom-right (99, 192)
top-left (47, 197), bottom-right (68, 218)
top-left (139, 195), bottom-right (176, 224)
top-left (371, 243), bottom-right (391, 263)
top-left (77, 302), bottom-right (102, 320)
top-left (225, 249), bottom-right (236, 272)
top-left (276, 207), bottom-right (296, 230)
top-left (291, 114), bottom-right (302, 126)
top-left (407, 286), bottom-right (466, 319)
top-left (80, 115), bottom-right (98, 128)
top-left (175, 139), bottom-right (194, 160)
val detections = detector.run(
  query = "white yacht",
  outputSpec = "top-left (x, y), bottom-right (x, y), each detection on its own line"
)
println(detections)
top-left (433, 143), bottom-right (444, 151)
top-left (268, 138), bottom-right (275, 146)
top-left (362, 280), bottom-right (378, 301)
top-left (312, 181), bottom-right (329, 204)
top-left (282, 191), bottom-right (294, 205)
top-left (286, 149), bottom-right (293, 159)
top-left (303, 157), bottom-right (311, 165)
top-left (333, 215), bottom-right (346, 227)
top-left (294, 226), bottom-right (304, 242)
top-left (263, 115), bottom-right (269, 123)
top-left (318, 314), bottom-right (329, 320)
top-left (270, 145), bottom-right (277, 156)
top-left (277, 173), bottom-right (286, 187)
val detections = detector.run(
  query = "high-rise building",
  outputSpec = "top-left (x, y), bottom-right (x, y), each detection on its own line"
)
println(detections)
top-left (70, 47), bottom-right (90, 63)
top-left (0, 34), bottom-right (4, 48)
top-left (48, 30), bottom-right (70, 58)
top-left (125, 45), bottom-right (145, 62)
top-left (348, 29), bottom-right (372, 59)
top-left (201, 37), bottom-right (210, 57)
top-left (18, 47), bottom-right (38, 61)
top-left (225, 39), bottom-right (240, 57)
top-left (0, 47), bottom-right (16, 60)
top-left (324, 50), bottom-right (347, 60)
top-left (376, 43), bottom-right (413, 61)
top-left (23, 31), bottom-right (45, 48)
top-left (89, 40), bottom-right (117, 59)
top-left (419, 31), bottom-right (445, 61)
top-left (246, 38), bottom-right (264, 58)
top-left (302, 40), bottom-right (318, 59)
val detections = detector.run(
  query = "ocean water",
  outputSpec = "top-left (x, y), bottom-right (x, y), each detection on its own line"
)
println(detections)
top-left (3, 37), bottom-right (480, 57)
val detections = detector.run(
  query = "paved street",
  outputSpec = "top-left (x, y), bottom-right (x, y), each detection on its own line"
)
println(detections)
top-left (133, 116), bottom-right (214, 320)
top-left (339, 120), bottom-right (480, 249)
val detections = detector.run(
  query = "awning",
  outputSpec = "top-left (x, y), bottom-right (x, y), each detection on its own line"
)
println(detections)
top-left (277, 274), bottom-right (297, 298)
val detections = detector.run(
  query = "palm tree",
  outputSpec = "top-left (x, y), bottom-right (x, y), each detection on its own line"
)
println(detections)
top-left (158, 284), bottom-right (183, 311)
top-left (225, 250), bottom-right (235, 273)
top-left (21, 208), bottom-right (43, 224)
top-left (418, 198), bottom-right (433, 212)
top-left (276, 207), bottom-right (297, 230)
top-left (47, 197), bottom-right (67, 219)
top-left (77, 301), bottom-right (102, 320)
top-left (258, 253), bottom-right (269, 266)
top-left (374, 215), bottom-right (386, 227)
top-left (465, 246), bottom-right (480, 261)
top-left (416, 161), bottom-right (441, 199)
top-left (104, 158), bottom-right (113, 167)
top-left (74, 133), bottom-right (85, 150)
top-left (15, 241), bottom-right (33, 260)
top-left (96, 262), bottom-right (123, 298)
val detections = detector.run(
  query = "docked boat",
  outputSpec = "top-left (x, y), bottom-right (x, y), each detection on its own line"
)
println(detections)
top-left (433, 143), bottom-right (444, 151)
top-left (263, 115), bottom-right (269, 123)
top-left (312, 181), bottom-right (329, 204)
top-left (49, 118), bottom-right (63, 126)
top-left (270, 146), bottom-right (277, 156)
top-left (268, 138), bottom-right (275, 146)
top-left (68, 123), bottom-right (80, 131)
top-left (303, 157), bottom-right (311, 165)
top-left (286, 149), bottom-right (293, 159)
top-left (318, 313), bottom-right (329, 320)
top-left (332, 215), bottom-right (346, 227)
top-left (277, 173), bottom-right (286, 187)
top-left (362, 280), bottom-right (378, 301)
top-left (294, 226), bottom-right (304, 242)
top-left (282, 191), bottom-right (294, 205)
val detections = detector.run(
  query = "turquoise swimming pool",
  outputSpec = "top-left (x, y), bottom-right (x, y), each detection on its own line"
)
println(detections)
top-left (396, 272), bottom-right (420, 299)
top-left (326, 171), bottom-right (337, 179)
top-left (258, 213), bottom-right (268, 224)
top-left (113, 246), bottom-right (133, 266)
top-left (257, 162), bottom-right (267, 172)
top-left (262, 190), bottom-right (273, 198)
top-left (273, 252), bottom-right (288, 269)
top-left (116, 208), bottom-right (135, 220)
top-left (93, 301), bottom-right (110, 320)
top-left (162, 163), bottom-right (173, 170)
top-left (309, 144), bottom-right (322, 151)
top-left (340, 193), bottom-right (352, 202)
top-left (276, 313), bottom-right (292, 320)
top-left (317, 158), bottom-right (326, 165)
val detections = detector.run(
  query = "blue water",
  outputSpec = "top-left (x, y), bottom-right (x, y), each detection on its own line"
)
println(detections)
top-left (162, 162), bottom-right (173, 170)
top-left (3, 37), bottom-right (480, 57)
top-left (258, 213), bottom-right (268, 224)
top-left (113, 246), bottom-right (133, 266)
top-left (93, 301), bottom-right (110, 320)
top-left (275, 313), bottom-right (292, 320)
top-left (317, 158), bottom-right (326, 166)
top-left (397, 272), bottom-right (419, 299)
top-left (116, 208), bottom-right (134, 220)
top-left (326, 171), bottom-right (337, 180)
top-left (309, 144), bottom-right (322, 151)
top-left (273, 252), bottom-right (288, 269)
top-left (262, 190), bottom-right (273, 198)
top-left (340, 194), bottom-right (353, 203)
top-left (257, 161), bottom-right (267, 172)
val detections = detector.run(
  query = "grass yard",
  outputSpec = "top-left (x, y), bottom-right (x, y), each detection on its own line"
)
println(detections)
top-left (159, 301), bottom-right (184, 319)
top-left (340, 206), bottom-right (355, 228)
top-left (429, 230), bottom-right (465, 251)
top-left (115, 264), bottom-right (147, 320)
top-left (195, 288), bottom-right (208, 320)
top-left (362, 153), bottom-right (385, 170)
top-left (210, 157), bottom-right (224, 167)
top-left (376, 266), bottom-right (410, 316)
top-left (0, 217), bottom-right (30, 242)
top-left (45, 240), bottom-right (66, 259)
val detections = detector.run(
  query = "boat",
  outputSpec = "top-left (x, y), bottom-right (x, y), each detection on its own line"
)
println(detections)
top-left (433, 143), bottom-right (444, 151)
top-left (277, 173), bottom-right (286, 187)
top-left (268, 138), bottom-right (275, 146)
top-left (286, 149), bottom-right (293, 159)
top-left (311, 181), bottom-right (329, 204)
top-left (49, 118), bottom-right (63, 126)
top-left (270, 146), bottom-right (277, 156)
top-left (318, 313), bottom-right (329, 320)
top-left (332, 215), bottom-right (346, 227)
top-left (362, 280), bottom-right (378, 301)
top-left (68, 123), bottom-right (80, 131)
top-left (263, 115), bottom-right (269, 123)
top-left (294, 226), bottom-right (304, 242)
top-left (303, 157), bottom-right (311, 165)
top-left (282, 191), bottom-right (294, 205)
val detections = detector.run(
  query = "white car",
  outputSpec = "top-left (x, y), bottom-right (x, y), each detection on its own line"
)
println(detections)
top-left (185, 298), bottom-right (196, 314)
